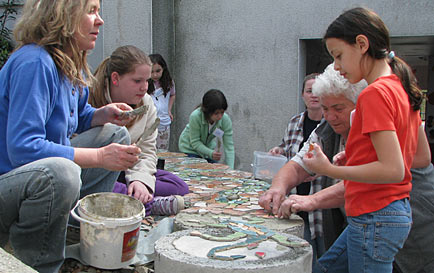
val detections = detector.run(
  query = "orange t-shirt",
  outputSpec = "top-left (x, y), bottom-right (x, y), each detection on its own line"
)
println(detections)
top-left (344, 74), bottom-right (420, 217)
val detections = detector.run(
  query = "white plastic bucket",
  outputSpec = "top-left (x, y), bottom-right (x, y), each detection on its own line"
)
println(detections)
top-left (71, 192), bottom-right (145, 269)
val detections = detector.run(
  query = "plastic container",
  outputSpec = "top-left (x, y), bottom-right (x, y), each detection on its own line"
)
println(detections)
top-left (71, 192), bottom-right (145, 269)
top-left (252, 151), bottom-right (287, 182)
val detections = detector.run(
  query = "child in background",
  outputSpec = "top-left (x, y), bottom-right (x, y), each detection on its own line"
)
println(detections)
top-left (302, 7), bottom-right (430, 272)
top-left (90, 45), bottom-right (189, 216)
top-left (148, 54), bottom-right (176, 150)
top-left (179, 89), bottom-right (235, 169)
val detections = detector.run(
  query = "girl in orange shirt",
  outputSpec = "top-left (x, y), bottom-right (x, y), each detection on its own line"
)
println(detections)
top-left (302, 7), bottom-right (430, 273)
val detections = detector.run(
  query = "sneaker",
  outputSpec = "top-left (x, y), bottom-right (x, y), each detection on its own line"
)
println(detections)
top-left (151, 195), bottom-right (185, 216)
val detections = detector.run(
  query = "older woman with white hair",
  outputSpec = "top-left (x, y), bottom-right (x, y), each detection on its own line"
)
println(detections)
top-left (260, 63), bottom-right (367, 264)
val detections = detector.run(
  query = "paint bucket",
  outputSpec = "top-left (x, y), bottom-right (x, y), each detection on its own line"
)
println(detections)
top-left (71, 192), bottom-right (145, 269)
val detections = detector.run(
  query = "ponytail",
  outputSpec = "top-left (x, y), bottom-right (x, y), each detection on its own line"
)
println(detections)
top-left (389, 55), bottom-right (424, 111)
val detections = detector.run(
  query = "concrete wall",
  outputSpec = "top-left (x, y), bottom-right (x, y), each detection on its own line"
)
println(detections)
top-left (88, 0), bottom-right (153, 70)
top-left (151, 0), bottom-right (175, 68)
top-left (168, 0), bottom-right (434, 171)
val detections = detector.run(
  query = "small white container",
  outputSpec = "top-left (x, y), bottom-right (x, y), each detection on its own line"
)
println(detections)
top-left (252, 151), bottom-right (287, 182)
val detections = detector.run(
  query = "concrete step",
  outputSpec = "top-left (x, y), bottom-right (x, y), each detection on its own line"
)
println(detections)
top-left (0, 247), bottom-right (37, 273)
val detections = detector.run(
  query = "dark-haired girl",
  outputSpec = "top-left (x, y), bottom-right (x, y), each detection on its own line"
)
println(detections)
top-left (302, 7), bottom-right (430, 272)
top-left (148, 54), bottom-right (176, 150)
top-left (178, 89), bottom-right (235, 168)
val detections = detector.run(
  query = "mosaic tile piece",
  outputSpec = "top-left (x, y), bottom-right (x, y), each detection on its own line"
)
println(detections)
top-left (247, 243), bottom-right (259, 250)
top-left (255, 252), bottom-right (266, 259)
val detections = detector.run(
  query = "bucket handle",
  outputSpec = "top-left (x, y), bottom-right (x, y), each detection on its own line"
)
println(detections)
top-left (70, 199), bottom-right (106, 227)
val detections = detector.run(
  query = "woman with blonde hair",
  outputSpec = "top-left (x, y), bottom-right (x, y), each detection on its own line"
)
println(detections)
top-left (0, 1), bottom-right (141, 272)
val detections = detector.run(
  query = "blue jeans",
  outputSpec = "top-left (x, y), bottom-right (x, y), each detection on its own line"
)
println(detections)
top-left (314, 199), bottom-right (412, 273)
top-left (70, 124), bottom-right (130, 198)
top-left (0, 124), bottom-right (129, 273)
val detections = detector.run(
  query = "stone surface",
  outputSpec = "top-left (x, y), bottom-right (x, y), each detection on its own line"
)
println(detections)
top-left (154, 229), bottom-right (312, 273)
top-left (174, 212), bottom-right (304, 239)
top-left (0, 247), bottom-right (37, 273)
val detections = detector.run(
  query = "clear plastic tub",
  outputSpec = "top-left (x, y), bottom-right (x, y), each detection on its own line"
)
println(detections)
top-left (252, 151), bottom-right (287, 182)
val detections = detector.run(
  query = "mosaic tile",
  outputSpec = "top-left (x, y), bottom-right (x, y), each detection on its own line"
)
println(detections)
top-left (255, 252), bottom-right (266, 259)
top-left (247, 243), bottom-right (259, 250)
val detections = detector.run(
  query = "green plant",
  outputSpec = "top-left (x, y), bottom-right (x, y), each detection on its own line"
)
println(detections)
top-left (0, 0), bottom-right (19, 69)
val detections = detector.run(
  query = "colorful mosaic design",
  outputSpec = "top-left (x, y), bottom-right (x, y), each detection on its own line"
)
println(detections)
top-left (155, 152), bottom-right (306, 262)
top-left (189, 219), bottom-right (309, 261)
top-left (158, 153), bottom-right (273, 218)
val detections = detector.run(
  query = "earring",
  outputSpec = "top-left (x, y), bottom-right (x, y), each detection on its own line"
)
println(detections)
top-left (113, 80), bottom-right (117, 85)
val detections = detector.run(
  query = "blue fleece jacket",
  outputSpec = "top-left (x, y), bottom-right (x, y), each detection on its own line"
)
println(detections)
top-left (0, 44), bottom-right (95, 174)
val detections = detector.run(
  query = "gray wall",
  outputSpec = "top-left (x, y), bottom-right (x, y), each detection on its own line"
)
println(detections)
top-left (88, 0), bottom-right (153, 71)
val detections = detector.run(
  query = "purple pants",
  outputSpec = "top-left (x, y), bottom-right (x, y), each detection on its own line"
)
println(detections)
top-left (113, 169), bottom-right (189, 215)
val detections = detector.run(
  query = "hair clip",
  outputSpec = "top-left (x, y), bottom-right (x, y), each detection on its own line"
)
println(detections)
top-left (388, 51), bottom-right (395, 60)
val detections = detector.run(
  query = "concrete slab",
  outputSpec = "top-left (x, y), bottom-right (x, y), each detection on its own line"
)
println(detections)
top-left (174, 211), bottom-right (304, 238)
top-left (155, 228), bottom-right (312, 273)
top-left (0, 247), bottom-right (37, 273)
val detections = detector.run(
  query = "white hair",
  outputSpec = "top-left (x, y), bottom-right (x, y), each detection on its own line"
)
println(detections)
top-left (312, 63), bottom-right (367, 103)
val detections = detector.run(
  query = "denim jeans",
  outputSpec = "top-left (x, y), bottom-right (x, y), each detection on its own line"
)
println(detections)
top-left (0, 124), bottom-right (130, 273)
top-left (0, 158), bottom-right (81, 273)
top-left (70, 124), bottom-right (130, 198)
top-left (313, 198), bottom-right (412, 273)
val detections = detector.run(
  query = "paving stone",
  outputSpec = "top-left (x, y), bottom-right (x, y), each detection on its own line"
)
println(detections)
top-left (0, 247), bottom-right (37, 273)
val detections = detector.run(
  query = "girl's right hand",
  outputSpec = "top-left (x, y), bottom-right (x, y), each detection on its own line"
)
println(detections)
top-left (128, 181), bottom-right (153, 204)
top-left (302, 143), bottom-right (332, 176)
top-left (212, 151), bottom-right (222, 161)
top-left (98, 143), bottom-right (141, 171)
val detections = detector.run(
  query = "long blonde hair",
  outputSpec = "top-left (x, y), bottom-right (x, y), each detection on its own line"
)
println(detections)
top-left (14, 0), bottom-right (95, 90)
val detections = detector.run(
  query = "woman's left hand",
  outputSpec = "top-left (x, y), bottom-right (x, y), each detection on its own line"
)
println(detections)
top-left (302, 143), bottom-right (332, 176)
top-left (106, 103), bottom-right (135, 126)
top-left (92, 103), bottom-right (134, 127)
top-left (128, 181), bottom-right (153, 204)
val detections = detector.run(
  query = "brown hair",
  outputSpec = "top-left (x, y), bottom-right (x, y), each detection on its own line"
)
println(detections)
top-left (302, 73), bottom-right (320, 94)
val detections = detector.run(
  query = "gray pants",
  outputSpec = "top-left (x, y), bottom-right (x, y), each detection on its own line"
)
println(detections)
top-left (394, 164), bottom-right (434, 273)
top-left (0, 124), bottom-right (130, 273)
